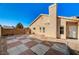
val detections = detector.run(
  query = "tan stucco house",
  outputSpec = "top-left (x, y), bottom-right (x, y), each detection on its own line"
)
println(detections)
top-left (29, 4), bottom-right (79, 40)
top-left (0, 4), bottom-right (79, 40)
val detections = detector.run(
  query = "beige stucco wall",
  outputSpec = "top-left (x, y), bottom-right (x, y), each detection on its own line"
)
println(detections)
top-left (29, 4), bottom-right (57, 38)
top-left (49, 4), bottom-right (57, 38)
top-left (78, 22), bottom-right (79, 40)
top-left (60, 18), bottom-right (66, 39)
top-left (30, 15), bottom-right (51, 37)
top-left (57, 18), bottom-right (61, 39)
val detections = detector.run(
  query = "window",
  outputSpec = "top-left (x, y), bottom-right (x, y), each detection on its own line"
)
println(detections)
top-left (33, 27), bottom-right (35, 30)
top-left (40, 27), bottom-right (41, 32)
top-left (60, 26), bottom-right (64, 34)
top-left (43, 27), bottom-right (45, 33)
top-left (39, 27), bottom-right (45, 33)
top-left (77, 17), bottom-right (79, 18)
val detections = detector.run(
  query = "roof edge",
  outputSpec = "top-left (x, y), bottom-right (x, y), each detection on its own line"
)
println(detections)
top-left (29, 14), bottom-right (49, 26)
top-left (49, 3), bottom-right (57, 8)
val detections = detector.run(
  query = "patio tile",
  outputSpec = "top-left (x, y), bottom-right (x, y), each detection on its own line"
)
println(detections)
top-left (31, 44), bottom-right (50, 55)
top-left (42, 41), bottom-right (52, 47)
top-left (26, 36), bottom-right (31, 39)
top-left (21, 39), bottom-right (32, 44)
top-left (51, 43), bottom-right (69, 55)
top-left (6, 36), bottom-right (16, 40)
top-left (7, 39), bottom-right (18, 44)
top-left (7, 41), bottom-right (22, 49)
top-left (19, 49), bottom-right (35, 55)
top-left (18, 37), bottom-right (27, 40)
top-left (25, 41), bottom-right (38, 48)
top-left (6, 35), bottom-right (69, 55)
top-left (16, 36), bottom-right (25, 39)
top-left (45, 48), bottom-right (64, 55)
top-left (7, 44), bottom-right (28, 55)
top-left (33, 39), bottom-right (42, 43)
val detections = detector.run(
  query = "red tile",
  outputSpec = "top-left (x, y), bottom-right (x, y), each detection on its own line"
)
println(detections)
top-left (45, 48), bottom-right (64, 55)
top-left (7, 41), bottom-right (22, 49)
top-left (32, 39), bottom-right (42, 43)
top-left (42, 41), bottom-right (52, 47)
top-left (24, 41), bottom-right (38, 48)
top-left (19, 38), bottom-right (27, 40)
top-left (19, 49), bottom-right (35, 55)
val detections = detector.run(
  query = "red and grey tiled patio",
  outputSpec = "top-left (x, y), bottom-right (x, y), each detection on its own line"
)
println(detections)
top-left (6, 35), bottom-right (70, 55)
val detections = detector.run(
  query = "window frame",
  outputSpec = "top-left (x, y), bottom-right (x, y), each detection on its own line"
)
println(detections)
top-left (43, 27), bottom-right (45, 33)
top-left (60, 26), bottom-right (64, 34)
top-left (33, 27), bottom-right (36, 30)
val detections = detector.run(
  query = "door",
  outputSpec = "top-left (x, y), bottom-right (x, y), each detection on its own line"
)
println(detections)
top-left (68, 26), bottom-right (77, 39)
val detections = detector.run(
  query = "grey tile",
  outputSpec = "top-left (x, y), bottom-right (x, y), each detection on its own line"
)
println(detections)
top-left (6, 36), bottom-right (16, 40)
top-left (7, 44), bottom-right (29, 55)
top-left (31, 44), bottom-right (50, 55)
top-left (7, 39), bottom-right (18, 44)
top-left (21, 39), bottom-right (32, 43)
top-left (51, 43), bottom-right (69, 55)
top-left (33, 39), bottom-right (42, 43)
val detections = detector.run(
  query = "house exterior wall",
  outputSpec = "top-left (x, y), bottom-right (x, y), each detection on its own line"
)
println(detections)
top-left (59, 17), bottom-right (79, 39)
top-left (77, 22), bottom-right (79, 40)
top-left (60, 18), bottom-right (66, 39)
top-left (49, 4), bottom-right (57, 38)
top-left (1, 3), bottom-right (79, 40)
top-left (30, 4), bottom-right (57, 38)
top-left (66, 22), bottom-right (78, 39)
top-left (57, 17), bottom-right (61, 39)
top-left (29, 4), bottom-right (79, 40)
top-left (57, 17), bottom-right (67, 39)
top-left (30, 15), bottom-right (51, 37)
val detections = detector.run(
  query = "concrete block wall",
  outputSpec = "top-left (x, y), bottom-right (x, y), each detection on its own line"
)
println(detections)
top-left (2, 29), bottom-right (15, 36)
top-left (1, 28), bottom-right (31, 36)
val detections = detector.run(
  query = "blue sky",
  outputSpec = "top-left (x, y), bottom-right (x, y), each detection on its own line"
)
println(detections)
top-left (0, 3), bottom-right (79, 27)
top-left (58, 3), bottom-right (79, 16)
